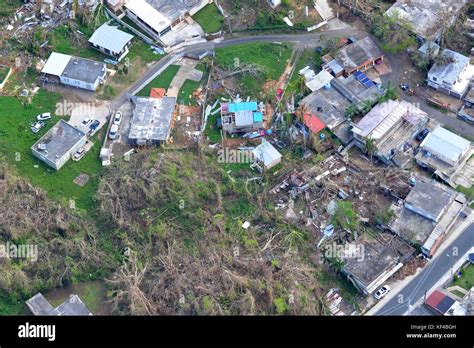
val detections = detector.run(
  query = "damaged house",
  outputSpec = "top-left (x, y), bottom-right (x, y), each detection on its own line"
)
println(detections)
top-left (27, 293), bottom-right (92, 316)
top-left (341, 234), bottom-right (405, 295)
top-left (415, 126), bottom-right (473, 188)
top-left (351, 100), bottom-right (429, 166)
top-left (128, 96), bottom-right (177, 145)
top-left (385, 0), bottom-right (468, 44)
top-left (299, 71), bottom-right (383, 145)
top-left (389, 179), bottom-right (467, 257)
top-left (40, 52), bottom-right (107, 91)
top-left (220, 101), bottom-right (264, 134)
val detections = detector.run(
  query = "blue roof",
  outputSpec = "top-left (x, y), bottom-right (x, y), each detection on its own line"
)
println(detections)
top-left (228, 102), bottom-right (258, 113)
top-left (253, 112), bottom-right (263, 123)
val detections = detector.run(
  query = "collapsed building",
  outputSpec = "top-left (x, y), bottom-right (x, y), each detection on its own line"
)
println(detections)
top-left (351, 100), bottom-right (429, 166)
top-left (26, 293), bottom-right (93, 316)
top-left (389, 179), bottom-right (467, 257)
top-left (385, 0), bottom-right (468, 44)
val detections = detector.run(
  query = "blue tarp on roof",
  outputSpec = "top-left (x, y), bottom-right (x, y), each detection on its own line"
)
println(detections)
top-left (228, 102), bottom-right (258, 113)
top-left (253, 112), bottom-right (263, 123)
top-left (469, 253), bottom-right (474, 263)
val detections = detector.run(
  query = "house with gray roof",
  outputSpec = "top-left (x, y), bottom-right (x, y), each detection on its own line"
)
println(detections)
top-left (31, 120), bottom-right (87, 171)
top-left (41, 52), bottom-right (107, 91)
top-left (332, 36), bottom-right (384, 77)
top-left (26, 293), bottom-right (93, 316)
top-left (389, 179), bottom-right (467, 257)
top-left (427, 49), bottom-right (474, 99)
top-left (89, 23), bottom-right (134, 61)
top-left (128, 96), bottom-right (177, 145)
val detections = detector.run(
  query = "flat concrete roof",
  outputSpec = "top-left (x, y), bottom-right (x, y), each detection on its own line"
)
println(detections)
top-left (62, 56), bottom-right (106, 84)
top-left (129, 96), bottom-right (176, 142)
top-left (342, 235), bottom-right (400, 289)
top-left (32, 120), bottom-right (86, 165)
top-left (405, 180), bottom-right (455, 220)
top-left (145, 0), bottom-right (207, 21)
top-left (429, 49), bottom-right (470, 86)
top-left (125, 0), bottom-right (172, 34)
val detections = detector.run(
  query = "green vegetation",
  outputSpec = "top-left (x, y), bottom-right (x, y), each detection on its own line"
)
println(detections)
top-left (137, 65), bottom-right (180, 97)
top-left (287, 50), bottom-right (322, 97)
top-left (332, 201), bottom-right (359, 231)
top-left (48, 25), bottom-right (107, 60)
top-left (370, 13), bottom-right (417, 54)
top-left (452, 264), bottom-right (474, 290)
top-left (127, 39), bottom-right (162, 64)
top-left (177, 63), bottom-right (207, 105)
top-left (457, 185), bottom-right (474, 208)
top-left (215, 42), bottom-right (293, 96)
top-left (192, 3), bottom-right (224, 34)
top-left (0, 91), bottom-right (103, 210)
top-left (0, 0), bottom-right (20, 17)
top-left (204, 114), bottom-right (222, 143)
top-left (0, 66), bottom-right (10, 84)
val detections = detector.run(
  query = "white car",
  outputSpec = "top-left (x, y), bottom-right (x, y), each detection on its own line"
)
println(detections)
top-left (374, 285), bottom-right (391, 300)
top-left (36, 112), bottom-right (51, 121)
top-left (113, 111), bottom-right (122, 126)
top-left (109, 124), bottom-right (119, 140)
top-left (30, 121), bottom-right (45, 133)
top-left (82, 117), bottom-right (92, 126)
top-left (73, 148), bottom-right (86, 160)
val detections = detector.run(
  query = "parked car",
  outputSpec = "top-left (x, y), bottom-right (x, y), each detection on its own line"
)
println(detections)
top-left (399, 83), bottom-right (410, 91)
top-left (416, 128), bottom-right (430, 142)
top-left (36, 112), bottom-right (51, 121)
top-left (73, 148), bottom-right (86, 160)
top-left (30, 121), bottom-right (45, 133)
top-left (458, 113), bottom-right (474, 125)
top-left (82, 117), bottom-right (92, 126)
top-left (109, 124), bottom-right (119, 140)
top-left (374, 285), bottom-right (391, 300)
top-left (89, 120), bottom-right (100, 134)
top-left (113, 111), bottom-right (122, 126)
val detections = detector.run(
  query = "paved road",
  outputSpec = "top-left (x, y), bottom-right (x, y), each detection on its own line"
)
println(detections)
top-left (375, 223), bottom-right (474, 316)
top-left (109, 28), bottom-right (366, 110)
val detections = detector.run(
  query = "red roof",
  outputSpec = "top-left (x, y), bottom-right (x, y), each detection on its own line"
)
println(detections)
top-left (150, 88), bottom-right (166, 99)
top-left (304, 114), bottom-right (325, 134)
top-left (425, 290), bottom-right (445, 310)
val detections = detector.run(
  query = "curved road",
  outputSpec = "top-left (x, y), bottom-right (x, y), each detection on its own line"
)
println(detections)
top-left (110, 28), bottom-right (366, 109)
top-left (375, 223), bottom-right (474, 316)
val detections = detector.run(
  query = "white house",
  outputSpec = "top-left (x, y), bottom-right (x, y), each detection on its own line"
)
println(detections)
top-left (427, 49), bottom-right (474, 99)
top-left (41, 52), bottom-right (107, 91)
top-left (252, 139), bottom-right (282, 170)
top-left (88, 23), bottom-right (134, 61)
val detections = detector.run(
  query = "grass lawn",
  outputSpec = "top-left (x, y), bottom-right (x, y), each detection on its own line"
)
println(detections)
top-left (452, 264), bottom-right (474, 290)
top-left (204, 114), bottom-right (221, 143)
top-left (192, 3), bottom-right (224, 34)
top-left (287, 49), bottom-right (322, 95)
top-left (215, 42), bottom-right (293, 96)
top-left (0, 91), bottom-right (103, 211)
top-left (137, 65), bottom-right (180, 96)
top-left (177, 63), bottom-right (207, 105)
top-left (127, 39), bottom-right (162, 64)
top-left (48, 25), bottom-right (108, 61)
top-left (457, 185), bottom-right (474, 208)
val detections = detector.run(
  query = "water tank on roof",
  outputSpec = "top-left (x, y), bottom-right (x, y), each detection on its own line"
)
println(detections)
top-left (323, 83), bottom-right (331, 90)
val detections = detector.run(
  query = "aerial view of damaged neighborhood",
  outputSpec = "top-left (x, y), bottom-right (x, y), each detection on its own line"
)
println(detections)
top-left (0, 0), bottom-right (473, 318)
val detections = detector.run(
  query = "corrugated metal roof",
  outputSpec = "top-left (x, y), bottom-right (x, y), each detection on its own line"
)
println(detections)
top-left (228, 102), bottom-right (258, 113)
top-left (88, 23), bottom-right (133, 54)
top-left (253, 140), bottom-right (281, 167)
top-left (253, 112), bottom-right (263, 123)
top-left (41, 52), bottom-right (71, 76)
top-left (421, 127), bottom-right (470, 163)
